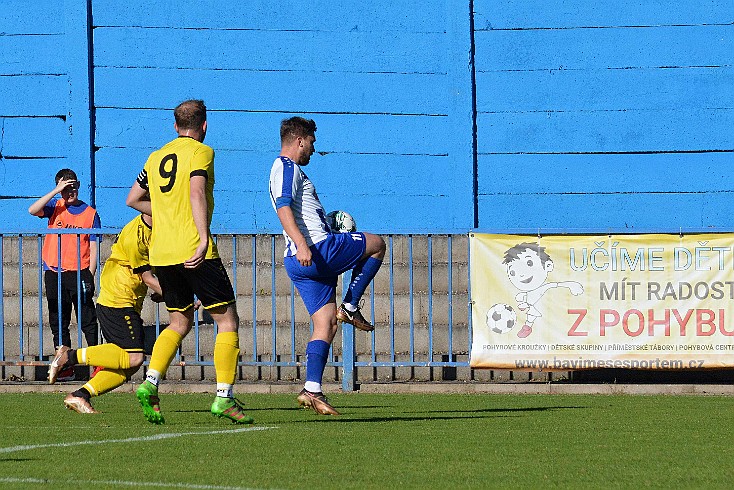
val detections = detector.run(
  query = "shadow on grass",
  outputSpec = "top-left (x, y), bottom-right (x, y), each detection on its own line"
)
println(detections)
top-left (171, 406), bottom-right (306, 414)
top-left (304, 405), bottom-right (586, 423)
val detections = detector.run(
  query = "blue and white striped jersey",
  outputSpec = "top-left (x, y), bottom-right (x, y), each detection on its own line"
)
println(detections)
top-left (269, 156), bottom-right (330, 256)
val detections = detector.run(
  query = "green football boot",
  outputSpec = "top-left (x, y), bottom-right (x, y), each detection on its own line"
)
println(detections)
top-left (136, 381), bottom-right (165, 425)
top-left (211, 397), bottom-right (254, 424)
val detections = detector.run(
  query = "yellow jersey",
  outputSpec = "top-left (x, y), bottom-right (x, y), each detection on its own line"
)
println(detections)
top-left (139, 136), bottom-right (219, 266)
top-left (97, 214), bottom-right (152, 313)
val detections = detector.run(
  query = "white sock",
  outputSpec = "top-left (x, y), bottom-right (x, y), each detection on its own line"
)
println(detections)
top-left (216, 383), bottom-right (233, 398)
top-left (145, 369), bottom-right (161, 387)
top-left (304, 381), bottom-right (321, 393)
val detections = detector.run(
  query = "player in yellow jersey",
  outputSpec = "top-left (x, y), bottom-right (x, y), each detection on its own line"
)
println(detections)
top-left (126, 99), bottom-right (251, 425)
top-left (48, 213), bottom-right (163, 413)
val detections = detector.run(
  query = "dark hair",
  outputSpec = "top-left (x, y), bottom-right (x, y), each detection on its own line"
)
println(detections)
top-left (174, 99), bottom-right (207, 130)
top-left (54, 168), bottom-right (78, 183)
top-left (503, 242), bottom-right (552, 265)
top-left (280, 116), bottom-right (317, 144)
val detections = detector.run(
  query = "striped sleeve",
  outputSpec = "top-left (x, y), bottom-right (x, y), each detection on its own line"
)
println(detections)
top-left (273, 158), bottom-right (298, 209)
top-left (136, 168), bottom-right (149, 190)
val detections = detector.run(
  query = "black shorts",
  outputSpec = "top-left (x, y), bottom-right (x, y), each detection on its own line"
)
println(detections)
top-left (96, 304), bottom-right (145, 352)
top-left (155, 258), bottom-right (235, 312)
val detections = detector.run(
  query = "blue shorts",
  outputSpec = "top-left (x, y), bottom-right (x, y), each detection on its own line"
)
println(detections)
top-left (284, 232), bottom-right (367, 315)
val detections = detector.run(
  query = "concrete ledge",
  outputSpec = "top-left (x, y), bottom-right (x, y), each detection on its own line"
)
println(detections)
top-left (1, 381), bottom-right (733, 395)
top-left (357, 382), bottom-right (734, 395)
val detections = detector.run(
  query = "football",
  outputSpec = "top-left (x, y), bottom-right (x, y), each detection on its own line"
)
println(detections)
top-left (327, 210), bottom-right (357, 233)
top-left (486, 304), bottom-right (517, 334)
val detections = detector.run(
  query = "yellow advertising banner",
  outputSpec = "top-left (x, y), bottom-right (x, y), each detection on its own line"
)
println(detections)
top-left (470, 233), bottom-right (734, 370)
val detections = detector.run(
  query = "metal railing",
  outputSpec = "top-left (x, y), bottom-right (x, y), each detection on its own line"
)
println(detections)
top-left (0, 230), bottom-right (475, 390)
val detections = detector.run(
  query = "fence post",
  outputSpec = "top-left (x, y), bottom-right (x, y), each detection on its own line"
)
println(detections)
top-left (0, 236), bottom-right (4, 360)
top-left (341, 270), bottom-right (356, 391)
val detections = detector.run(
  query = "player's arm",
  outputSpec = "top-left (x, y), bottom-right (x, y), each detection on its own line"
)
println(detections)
top-left (140, 270), bottom-right (163, 297)
top-left (126, 170), bottom-right (152, 216)
top-left (28, 178), bottom-right (74, 216)
top-left (184, 174), bottom-right (209, 269)
top-left (276, 205), bottom-right (312, 267)
top-left (89, 239), bottom-right (98, 276)
top-left (88, 212), bottom-right (102, 276)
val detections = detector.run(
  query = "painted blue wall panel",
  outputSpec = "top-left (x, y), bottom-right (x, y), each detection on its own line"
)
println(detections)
top-left (0, 75), bottom-right (68, 116)
top-left (0, 34), bottom-right (66, 75)
top-left (89, 1), bottom-right (462, 230)
top-left (94, 147), bottom-right (151, 187)
top-left (0, 3), bottom-right (93, 230)
top-left (93, 1), bottom-right (447, 32)
top-left (4, 201), bottom-right (59, 232)
top-left (63, 0), bottom-right (95, 207)
top-left (1, 117), bottom-right (68, 157)
top-left (94, 68), bottom-right (448, 115)
top-left (477, 109), bottom-right (734, 154)
top-left (0, 158), bottom-right (68, 189)
top-left (478, 192), bottom-right (733, 232)
top-left (475, 25), bottom-right (732, 72)
top-left (309, 154), bottom-right (454, 194)
top-left (94, 187), bottom-right (141, 230)
top-left (208, 190), bottom-right (465, 234)
top-left (476, 67), bottom-right (734, 113)
top-left (94, 109), bottom-right (173, 149)
top-left (95, 109), bottom-right (448, 155)
top-left (104, 152), bottom-right (459, 196)
top-left (474, 2), bottom-right (733, 232)
top-left (98, 186), bottom-right (278, 233)
top-left (95, 145), bottom-right (460, 231)
top-left (1, 1), bottom-right (731, 233)
top-left (94, 27), bottom-right (446, 74)
top-left (474, 0), bottom-right (734, 30)
top-left (477, 153), bottom-right (734, 195)
top-left (0, 1), bottom-right (64, 34)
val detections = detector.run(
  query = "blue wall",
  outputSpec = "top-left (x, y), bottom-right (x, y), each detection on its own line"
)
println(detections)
top-left (474, 0), bottom-right (734, 232)
top-left (1, 1), bottom-right (732, 233)
top-left (0, 0), bottom-right (94, 231)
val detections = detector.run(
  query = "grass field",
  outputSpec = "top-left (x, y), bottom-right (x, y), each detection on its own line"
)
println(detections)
top-left (0, 392), bottom-right (733, 489)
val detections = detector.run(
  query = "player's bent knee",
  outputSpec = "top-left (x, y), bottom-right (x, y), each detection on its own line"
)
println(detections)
top-left (128, 352), bottom-right (145, 368)
top-left (208, 303), bottom-right (239, 331)
top-left (364, 232), bottom-right (386, 258)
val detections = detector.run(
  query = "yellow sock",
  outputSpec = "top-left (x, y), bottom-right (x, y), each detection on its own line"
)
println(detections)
top-left (79, 344), bottom-right (131, 370)
top-left (214, 331), bottom-right (239, 385)
top-left (83, 369), bottom-right (127, 396)
top-left (149, 328), bottom-right (183, 375)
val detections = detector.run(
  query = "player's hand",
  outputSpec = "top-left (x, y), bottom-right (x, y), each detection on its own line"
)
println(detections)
top-left (150, 292), bottom-right (164, 303)
top-left (184, 243), bottom-right (208, 269)
top-left (296, 247), bottom-right (312, 267)
top-left (55, 178), bottom-right (77, 193)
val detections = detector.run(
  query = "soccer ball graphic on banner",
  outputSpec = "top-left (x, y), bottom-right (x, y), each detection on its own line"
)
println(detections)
top-left (327, 210), bottom-right (357, 233)
top-left (486, 304), bottom-right (517, 334)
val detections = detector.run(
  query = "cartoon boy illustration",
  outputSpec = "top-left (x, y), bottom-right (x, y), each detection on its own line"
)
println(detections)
top-left (503, 242), bottom-right (583, 338)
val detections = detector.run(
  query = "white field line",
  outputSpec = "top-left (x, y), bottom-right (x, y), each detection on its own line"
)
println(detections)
top-left (0, 477), bottom-right (273, 490)
top-left (0, 426), bottom-right (276, 454)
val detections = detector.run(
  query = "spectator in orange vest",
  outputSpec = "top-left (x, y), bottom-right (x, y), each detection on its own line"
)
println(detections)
top-left (29, 168), bottom-right (101, 381)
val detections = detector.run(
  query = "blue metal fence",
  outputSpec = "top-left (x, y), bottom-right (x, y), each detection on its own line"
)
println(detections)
top-left (0, 230), bottom-right (473, 389)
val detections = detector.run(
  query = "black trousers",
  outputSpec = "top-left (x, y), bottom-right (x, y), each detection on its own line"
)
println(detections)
top-left (44, 269), bottom-right (99, 349)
